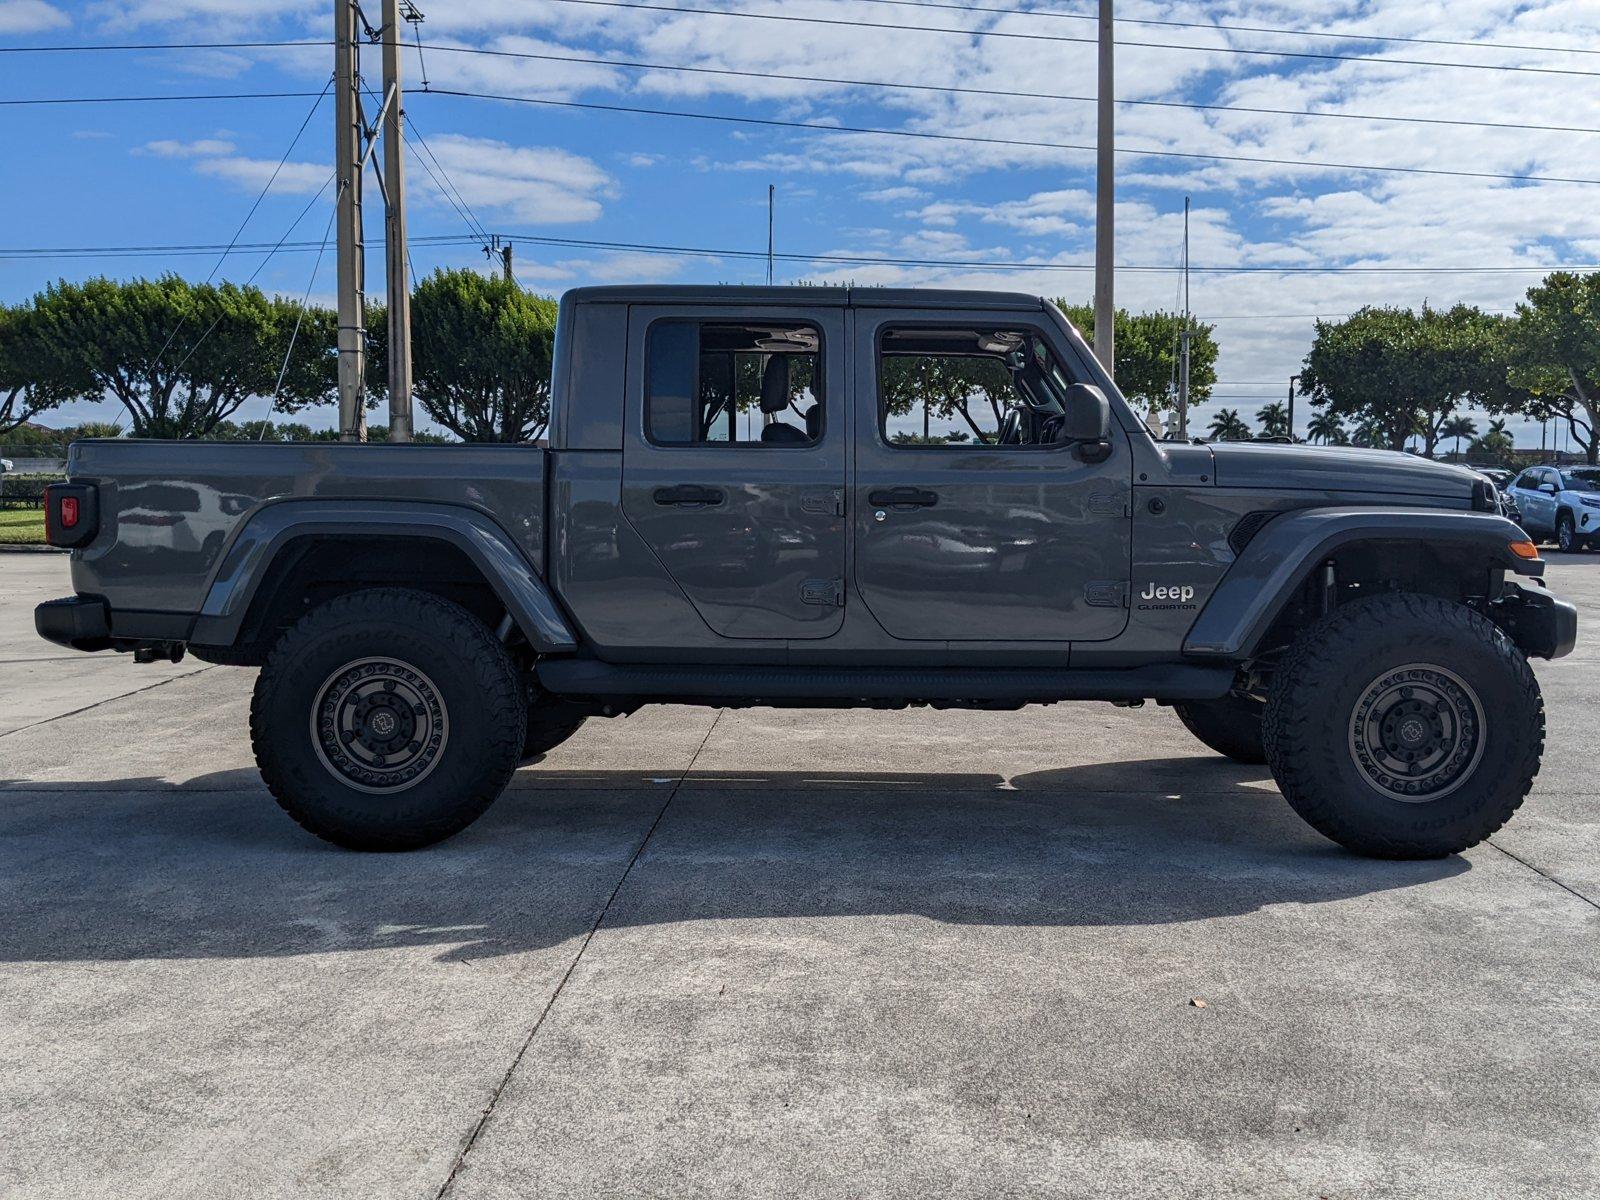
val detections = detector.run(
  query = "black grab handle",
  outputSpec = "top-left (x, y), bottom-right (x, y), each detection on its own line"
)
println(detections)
top-left (867, 487), bottom-right (938, 509)
top-left (653, 484), bottom-right (725, 507)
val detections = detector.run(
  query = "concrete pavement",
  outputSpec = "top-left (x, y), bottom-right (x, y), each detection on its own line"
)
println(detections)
top-left (1, 552), bottom-right (1596, 1198)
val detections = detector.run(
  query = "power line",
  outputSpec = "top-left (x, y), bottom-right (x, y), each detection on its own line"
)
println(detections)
top-left (2, 231), bottom-right (1593, 277)
top-left (417, 45), bottom-right (1600, 138)
top-left (0, 90), bottom-right (328, 107)
top-left (530, 0), bottom-right (1600, 79)
top-left (847, 0), bottom-right (1600, 59)
top-left (8, 17), bottom-right (1600, 78)
top-left (419, 88), bottom-right (1600, 187)
top-left (0, 40), bottom-right (330, 54)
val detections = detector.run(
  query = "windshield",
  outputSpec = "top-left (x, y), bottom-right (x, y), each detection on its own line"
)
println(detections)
top-left (1560, 469), bottom-right (1600, 492)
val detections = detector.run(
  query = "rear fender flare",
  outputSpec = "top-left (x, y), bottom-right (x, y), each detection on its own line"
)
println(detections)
top-left (1183, 507), bottom-right (1539, 660)
top-left (188, 499), bottom-right (578, 652)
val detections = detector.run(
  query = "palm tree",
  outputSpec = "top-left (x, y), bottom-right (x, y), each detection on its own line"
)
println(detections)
top-left (1441, 415), bottom-right (1478, 459)
top-left (1207, 408), bottom-right (1252, 441)
top-left (1306, 411), bottom-right (1346, 445)
top-left (1351, 418), bottom-right (1385, 448)
top-left (1256, 401), bottom-right (1290, 439)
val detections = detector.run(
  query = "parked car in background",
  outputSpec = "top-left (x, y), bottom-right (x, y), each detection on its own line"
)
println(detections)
top-left (1478, 468), bottom-right (1513, 490)
top-left (1508, 465), bottom-right (1600, 551)
top-left (1476, 470), bottom-right (1523, 530)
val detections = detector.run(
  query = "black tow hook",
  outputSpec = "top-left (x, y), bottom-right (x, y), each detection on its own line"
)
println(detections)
top-left (133, 641), bottom-right (187, 664)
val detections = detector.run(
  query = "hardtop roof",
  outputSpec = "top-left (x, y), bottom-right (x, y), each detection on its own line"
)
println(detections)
top-left (561, 285), bottom-right (1048, 312)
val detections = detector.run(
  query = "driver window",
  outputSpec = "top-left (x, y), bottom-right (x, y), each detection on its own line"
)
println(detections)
top-left (877, 326), bottom-right (1073, 448)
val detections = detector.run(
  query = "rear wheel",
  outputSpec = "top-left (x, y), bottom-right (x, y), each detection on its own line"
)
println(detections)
top-left (1173, 694), bottom-right (1266, 764)
top-left (250, 588), bottom-right (525, 851)
top-left (1263, 593), bottom-right (1542, 859)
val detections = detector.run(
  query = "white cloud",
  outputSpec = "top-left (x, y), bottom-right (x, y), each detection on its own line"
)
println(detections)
top-left (195, 156), bottom-right (327, 194)
top-left (136, 138), bottom-right (237, 158)
top-left (413, 134), bottom-right (617, 225)
top-left (0, 0), bottom-right (67, 33)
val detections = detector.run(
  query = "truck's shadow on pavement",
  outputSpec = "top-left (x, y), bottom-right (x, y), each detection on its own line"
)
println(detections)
top-left (0, 757), bottom-right (1466, 964)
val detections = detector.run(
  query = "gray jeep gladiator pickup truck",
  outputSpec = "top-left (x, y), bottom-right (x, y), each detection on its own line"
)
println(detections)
top-left (36, 286), bottom-right (1576, 857)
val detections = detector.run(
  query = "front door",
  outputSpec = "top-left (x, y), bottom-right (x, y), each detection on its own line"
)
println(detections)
top-left (852, 311), bottom-right (1133, 642)
top-left (621, 304), bottom-right (848, 639)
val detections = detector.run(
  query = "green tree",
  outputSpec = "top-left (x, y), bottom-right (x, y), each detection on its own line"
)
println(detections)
top-left (1207, 408), bottom-right (1251, 440)
top-left (1506, 271), bottom-right (1600, 464)
top-left (1255, 401), bottom-right (1290, 439)
top-left (1300, 304), bottom-right (1506, 455)
top-left (369, 269), bottom-right (557, 442)
top-left (1056, 302), bottom-right (1219, 415)
top-left (879, 354), bottom-right (1013, 442)
top-left (0, 301), bottom-right (79, 435)
top-left (27, 276), bottom-right (337, 438)
top-left (1470, 418), bottom-right (1516, 467)
top-left (1306, 411), bottom-right (1346, 445)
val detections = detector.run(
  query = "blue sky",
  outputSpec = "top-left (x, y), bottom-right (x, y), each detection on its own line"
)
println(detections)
top-left (3, 0), bottom-right (1599, 445)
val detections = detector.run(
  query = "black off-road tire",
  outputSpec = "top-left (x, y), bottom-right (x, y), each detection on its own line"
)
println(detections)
top-left (1173, 694), bottom-right (1267, 764)
top-left (250, 588), bottom-right (526, 851)
top-left (521, 692), bottom-right (587, 762)
top-left (1263, 593), bottom-right (1543, 859)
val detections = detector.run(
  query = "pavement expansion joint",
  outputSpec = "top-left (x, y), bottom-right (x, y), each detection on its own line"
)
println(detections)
top-left (432, 708), bottom-right (726, 1199)
top-left (1485, 837), bottom-right (1600, 913)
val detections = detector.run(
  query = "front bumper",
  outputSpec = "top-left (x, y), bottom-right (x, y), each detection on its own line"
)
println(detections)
top-left (35, 595), bottom-right (113, 652)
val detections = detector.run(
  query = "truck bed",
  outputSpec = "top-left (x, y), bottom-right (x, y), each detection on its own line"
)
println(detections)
top-left (64, 439), bottom-right (547, 619)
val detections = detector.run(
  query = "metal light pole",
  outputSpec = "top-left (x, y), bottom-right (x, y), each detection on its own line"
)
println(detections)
top-left (1288, 373), bottom-right (1300, 443)
top-left (381, 0), bottom-right (412, 443)
top-left (1092, 0), bottom-right (1114, 377)
top-left (334, 0), bottom-right (367, 442)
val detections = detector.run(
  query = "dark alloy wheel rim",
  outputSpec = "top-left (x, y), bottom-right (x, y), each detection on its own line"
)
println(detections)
top-left (311, 657), bottom-right (449, 793)
top-left (1348, 663), bottom-right (1486, 803)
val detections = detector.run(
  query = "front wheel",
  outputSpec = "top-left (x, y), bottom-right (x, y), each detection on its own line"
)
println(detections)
top-left (1263, 593), bottom-right (1543, 859)
top-left (1556, 511), bottom-right (1582, 553)
top-left (251, 588), bottom-right (526, 851)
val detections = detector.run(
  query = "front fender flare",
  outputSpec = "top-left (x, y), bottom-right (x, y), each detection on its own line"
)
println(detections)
top-left (1183, 506), bottom-right (1539, 660)
top-left (188, 499), bottom-right (578, 652)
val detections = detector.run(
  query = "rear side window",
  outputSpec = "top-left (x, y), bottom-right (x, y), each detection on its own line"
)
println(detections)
top-left (646, 320), bottom-right (823, 447)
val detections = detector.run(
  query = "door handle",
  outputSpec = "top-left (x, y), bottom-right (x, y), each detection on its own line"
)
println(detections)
top-left (653, 484), bottom-right (725, 507)
top-left (867, 487), bottom-right (938, 510)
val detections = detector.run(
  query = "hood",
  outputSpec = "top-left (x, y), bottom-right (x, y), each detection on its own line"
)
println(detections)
top-left (1205, 441), bottom-right (1483, 500)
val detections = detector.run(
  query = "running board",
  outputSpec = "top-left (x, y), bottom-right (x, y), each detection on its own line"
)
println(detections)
top-left (535, 660), bottom-right (1233, 704)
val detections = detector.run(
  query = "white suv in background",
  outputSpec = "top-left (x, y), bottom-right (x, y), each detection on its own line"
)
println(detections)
top-left (1508, 465), bottom-right (1600, 551)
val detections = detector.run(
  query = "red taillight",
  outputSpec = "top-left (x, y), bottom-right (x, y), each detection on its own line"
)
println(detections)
top-left (60, 496), bottom-right (80, 529)
top-left (45, 483), bottom-right (97, 549)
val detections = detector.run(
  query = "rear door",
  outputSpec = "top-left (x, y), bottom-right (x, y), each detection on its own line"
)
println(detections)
top-left (620, 304), bottom-right (848, 639)
top-left (851, 309), bottom-right (1133, 642)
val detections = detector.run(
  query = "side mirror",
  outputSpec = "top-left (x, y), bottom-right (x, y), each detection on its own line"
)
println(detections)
top-left (1540, 482), bottom-right (1558, 495)
top-left (1058, 383), bottom-right (1112, 461)
top-left (1059, 383), bottom-right (1111, 442)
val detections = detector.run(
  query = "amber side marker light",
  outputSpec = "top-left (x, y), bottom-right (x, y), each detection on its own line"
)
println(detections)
top-left (1509, 540), bottom-right (1541, 560)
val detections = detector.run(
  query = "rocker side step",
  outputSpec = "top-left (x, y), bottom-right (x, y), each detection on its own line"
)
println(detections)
top-left (535, 660), bottom-right (1232, 704)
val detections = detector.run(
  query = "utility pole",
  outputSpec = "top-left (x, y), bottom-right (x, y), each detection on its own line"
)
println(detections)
top-left (1092, 0), bottom-right (1114, 377)
top-left (501, 241), bottom-right (514, 282)
top-left (380, 0), bottom-right (412, 442)
top-left (1287, 373), bottom-right (1300, 444)
top-left (1177, 195), bottom-right (1191, 440)
top-left (766, 183), bottom-right (775, 286)
top-left (334, 0), bottom-right (367, 441)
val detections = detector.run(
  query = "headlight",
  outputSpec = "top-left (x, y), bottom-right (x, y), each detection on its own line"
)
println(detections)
top-left (1579, 495), bottom-right (1600, 509)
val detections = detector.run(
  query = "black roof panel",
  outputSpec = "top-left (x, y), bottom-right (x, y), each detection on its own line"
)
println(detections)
top-left (563, 284), bottom-right (1045, 311)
